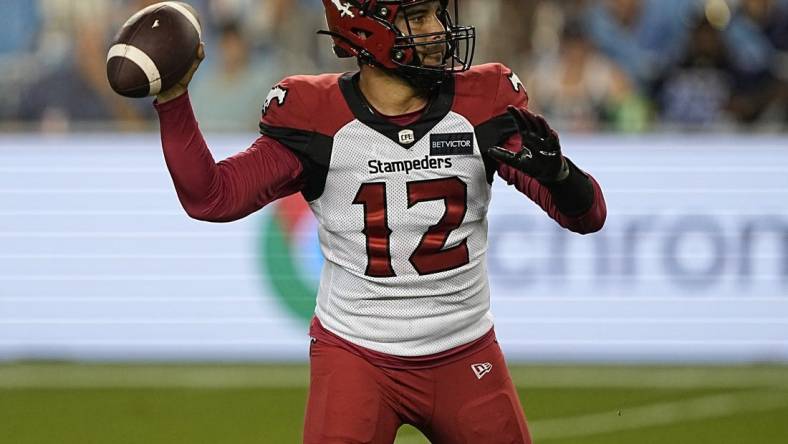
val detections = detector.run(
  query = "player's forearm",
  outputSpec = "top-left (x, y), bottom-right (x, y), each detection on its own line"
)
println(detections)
top-left (541, 159), bottom-right (596, 216)
top-left (548, 167), bottom-right (607, 234)
top-left (497, 157), bottom-right (606, 235)
top-left (155, 93), bottom-right (304, 222)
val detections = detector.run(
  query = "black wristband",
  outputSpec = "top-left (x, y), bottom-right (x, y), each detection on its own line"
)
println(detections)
top-left (542, 157), bottom-right (595, 217)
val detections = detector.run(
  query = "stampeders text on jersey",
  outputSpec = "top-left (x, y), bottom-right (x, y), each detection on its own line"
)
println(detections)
top-left (368, 155), bottom-right (453, 175)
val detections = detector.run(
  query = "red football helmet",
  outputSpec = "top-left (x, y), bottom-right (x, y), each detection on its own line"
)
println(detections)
top-left (320, 0), bottom-right (475, 84)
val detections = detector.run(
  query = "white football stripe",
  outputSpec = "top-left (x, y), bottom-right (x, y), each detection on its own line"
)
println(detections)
top-left (122, 2), bottom-right (201, 39)
top-left (122, 2), bottom-right (163, 28)
top-left (106, 44), bottom-right (162, 96)
top-left (163, 2), bottom-right (202, 38)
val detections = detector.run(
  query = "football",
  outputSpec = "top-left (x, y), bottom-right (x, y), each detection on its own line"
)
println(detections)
top-left (106, 1), bottom-right (202, 98)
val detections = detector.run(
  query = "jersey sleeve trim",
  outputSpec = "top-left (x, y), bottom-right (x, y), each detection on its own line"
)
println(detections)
top-left (259, 123), bottom-right (333, 202)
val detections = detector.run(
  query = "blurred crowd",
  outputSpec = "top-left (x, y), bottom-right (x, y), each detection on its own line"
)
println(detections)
top-left (0, 0), bottom-right (787, 132)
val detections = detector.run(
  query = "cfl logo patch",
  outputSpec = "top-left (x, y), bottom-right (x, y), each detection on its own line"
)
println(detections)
top-left (471, 362), bottom-right (493, 380)
top-left (398, 129), bottom-right (416, 145)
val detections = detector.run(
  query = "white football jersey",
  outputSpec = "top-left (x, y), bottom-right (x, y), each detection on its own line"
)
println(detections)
top-left (260, 64), bottom-right (528, 356)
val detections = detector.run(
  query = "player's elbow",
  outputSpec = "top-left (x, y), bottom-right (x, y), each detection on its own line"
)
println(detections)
top-left (578, 218), bottom-right (605, 235)
top-left (185, 209), bottom-right (220, 222)
top-left (573, 208), bottom-right (607, 235)
top-left (572, 183), bottom-right (607, 234)
top-left (181, 203), bottom-right (240, 223)
top-left (186, 211), bottom-right (242, 223)
top-left (183, 206), bottom-right (218, 222)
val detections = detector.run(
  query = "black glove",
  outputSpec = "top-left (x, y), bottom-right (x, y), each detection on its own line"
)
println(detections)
top-left (486, 106), bottom-right (569, 183)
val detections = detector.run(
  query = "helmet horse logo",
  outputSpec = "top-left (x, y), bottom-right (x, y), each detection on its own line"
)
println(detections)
top-left (263, 86), bottom-right (288, 116)
top-left (331, 0), bottom-right (355, 17)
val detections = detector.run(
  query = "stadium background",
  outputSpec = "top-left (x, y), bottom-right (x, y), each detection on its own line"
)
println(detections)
top-left (1, 0), bottom-right (787, 442)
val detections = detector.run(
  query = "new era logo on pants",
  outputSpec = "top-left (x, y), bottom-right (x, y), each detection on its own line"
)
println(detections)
top-left (471, 362), bottom-right (492, 379)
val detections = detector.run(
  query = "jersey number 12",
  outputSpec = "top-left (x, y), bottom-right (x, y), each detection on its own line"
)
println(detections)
top-left (353, 177), bottom-right (470, 277)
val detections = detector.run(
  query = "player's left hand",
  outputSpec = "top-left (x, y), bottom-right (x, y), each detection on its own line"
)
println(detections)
top-left (486, 106), bottom-right (569, 183)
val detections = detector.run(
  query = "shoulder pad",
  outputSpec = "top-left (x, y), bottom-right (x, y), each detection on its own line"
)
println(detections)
top-left (259, 73), bottom-right (353, 136)
top-left (453, 63), bottom-right (529, 125)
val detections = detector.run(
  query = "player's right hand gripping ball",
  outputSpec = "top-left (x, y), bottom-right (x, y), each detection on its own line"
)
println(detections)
top-left (106, 2), bottom-right (201, 98)
top-left (486, 106), bottom-right (569, 183)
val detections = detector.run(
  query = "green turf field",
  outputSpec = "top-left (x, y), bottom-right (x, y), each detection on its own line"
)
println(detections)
top-left (2, 364), bottom-right (787, 443)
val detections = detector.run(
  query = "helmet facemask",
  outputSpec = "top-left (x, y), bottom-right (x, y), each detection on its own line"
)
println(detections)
top-left (390, 0), bottom-right (475, 85)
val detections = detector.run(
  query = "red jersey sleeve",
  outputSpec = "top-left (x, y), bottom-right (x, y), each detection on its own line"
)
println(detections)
top-left (155, 93), bottom-right (304, 222)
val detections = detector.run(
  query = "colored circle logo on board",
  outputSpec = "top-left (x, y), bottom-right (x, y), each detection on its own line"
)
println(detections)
top-left (260, 195), bottom-right (321, 323)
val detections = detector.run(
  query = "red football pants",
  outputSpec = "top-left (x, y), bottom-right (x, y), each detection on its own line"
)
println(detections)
top-left (303, 338), bottom-right (532, 444)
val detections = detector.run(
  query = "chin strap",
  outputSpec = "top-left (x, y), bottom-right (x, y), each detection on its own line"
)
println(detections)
top-left (395, 66), bottom-right (446, 93)
top-left (316, 30), bottom-right (377, 65)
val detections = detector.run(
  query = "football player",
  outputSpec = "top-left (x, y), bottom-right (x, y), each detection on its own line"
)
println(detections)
top-left (154, 1), bottom-right (607, 442)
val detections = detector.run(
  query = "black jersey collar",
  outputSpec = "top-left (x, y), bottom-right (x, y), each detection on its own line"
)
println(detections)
top-left (338, 72), bottom-right (455, 149)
